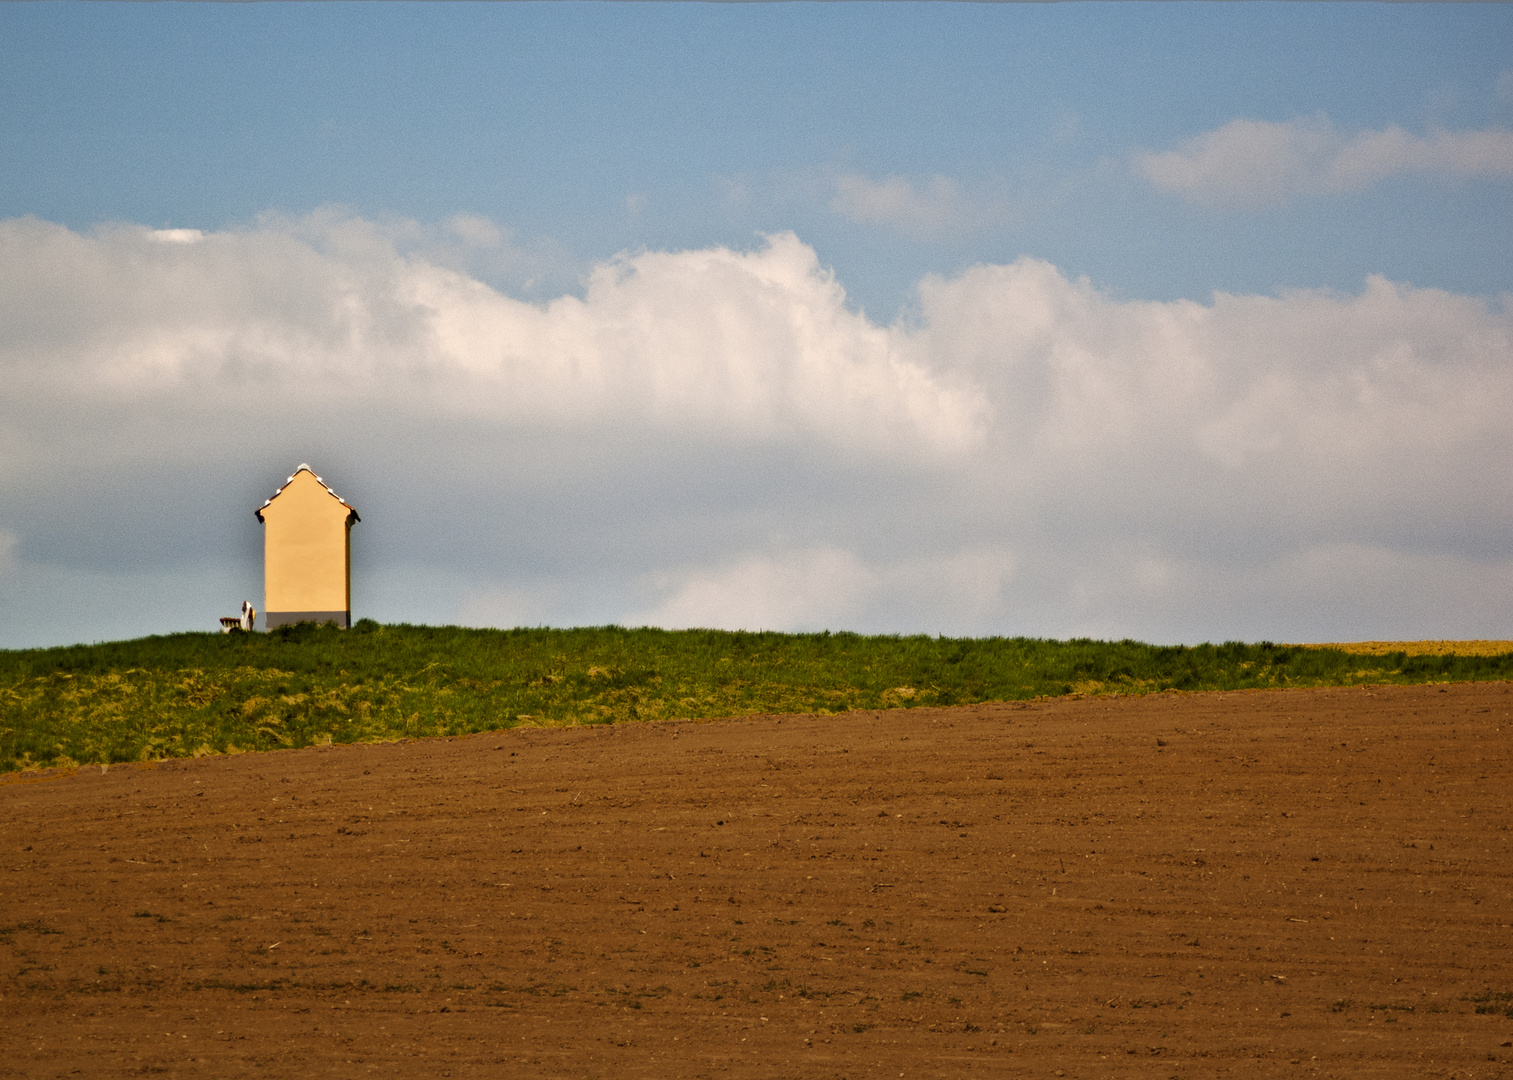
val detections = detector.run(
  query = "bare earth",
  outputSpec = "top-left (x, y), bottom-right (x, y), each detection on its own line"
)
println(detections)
top-left (4, 682), bottom-right (1512, 1079)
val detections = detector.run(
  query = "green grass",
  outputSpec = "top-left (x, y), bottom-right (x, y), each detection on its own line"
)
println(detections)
top-left (2, 621), bottom-right (1510, 772)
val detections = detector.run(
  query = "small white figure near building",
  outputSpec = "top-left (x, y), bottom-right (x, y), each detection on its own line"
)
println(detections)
top-left (220, 601), bottom-right (257, 634)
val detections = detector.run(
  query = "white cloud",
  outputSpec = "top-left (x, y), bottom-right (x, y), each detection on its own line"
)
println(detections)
top-left (636, 547), bottom-right (875, 632)
top-left (446, 214), bottom-right (502, 248)
top-left (257, 206), bottom-right (581, 301)
top-left (830, 173), bottom-right (1010, 240)
top-left (1136, 115), bottom-right (1513, 207)
top-left (1, 212), bottom-right (1511, 646)
top-left (0, 214), bottom-right (982, 459)
top-left (832, 173), bottom-right (962, 235)
top-left (630, 544), bottom-right (1015, 635)
top-left (149, 228), bottom-right (205, 244)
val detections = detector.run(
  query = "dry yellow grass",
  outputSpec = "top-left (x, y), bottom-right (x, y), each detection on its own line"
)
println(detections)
top-left (1295, 639), bottom-right (1513, 656)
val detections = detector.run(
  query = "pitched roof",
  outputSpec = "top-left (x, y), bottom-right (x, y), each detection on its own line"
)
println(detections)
top-left (254, 463), bottom-right (361, 523)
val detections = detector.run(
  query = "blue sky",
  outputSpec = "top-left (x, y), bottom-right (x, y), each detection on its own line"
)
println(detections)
top-left (7, 3), bottom-right (1511, 309)
top-left (2, 3), bottom-right (1512, 647)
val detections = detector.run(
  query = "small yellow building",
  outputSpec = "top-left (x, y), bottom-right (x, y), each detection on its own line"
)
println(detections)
top-left (255, 464), bottom-right (360, 629)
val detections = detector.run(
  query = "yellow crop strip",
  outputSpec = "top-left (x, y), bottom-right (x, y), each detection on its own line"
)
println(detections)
top-left (1294, 640), bottom-right (1513, 657)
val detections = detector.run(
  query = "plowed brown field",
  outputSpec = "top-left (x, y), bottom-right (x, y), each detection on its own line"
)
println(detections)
top-left (4, 682), bottom-right (1512, 1079)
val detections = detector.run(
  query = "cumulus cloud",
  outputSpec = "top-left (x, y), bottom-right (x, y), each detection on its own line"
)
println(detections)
top-left (1, 211), bottom-right (1510, 646)
top-left (149, 228), bottom-right (206, 244)
top-left (1137, 115), bottom-right (1513, 207)
top-left (0, 214), bottom-right (981, 458)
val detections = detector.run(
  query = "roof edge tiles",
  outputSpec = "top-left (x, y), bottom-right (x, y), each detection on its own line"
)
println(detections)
top-left (254, 463), bottom-right (360, 523)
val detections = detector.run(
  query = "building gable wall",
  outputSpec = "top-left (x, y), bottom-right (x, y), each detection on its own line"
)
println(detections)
top-left (260, 471), bottom-right (352, 621)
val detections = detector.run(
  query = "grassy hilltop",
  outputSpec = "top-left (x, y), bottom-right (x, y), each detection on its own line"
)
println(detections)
top-left (3, 622), bottom-right (1511, 772)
